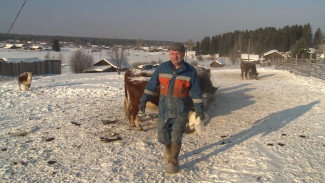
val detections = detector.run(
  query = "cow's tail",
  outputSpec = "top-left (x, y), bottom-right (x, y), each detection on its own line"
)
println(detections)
top-left (27, 72), bottom-right (32, 82)
top-left (27, 72), bottom-right (32, 89)
top-left (124, 82), bottom-right (130, 119)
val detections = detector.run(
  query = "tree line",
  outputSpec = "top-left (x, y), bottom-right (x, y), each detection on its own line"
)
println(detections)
top-left (0, 33), bottom-right (173, 47)
top-left (194, 23), bottom-right (323, 59)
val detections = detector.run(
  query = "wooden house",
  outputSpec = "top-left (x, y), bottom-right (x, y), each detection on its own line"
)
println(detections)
top-left (210, 60), bottom-right (225, 68)
top-left (263, 50), bottom-right (284, 61)
top-left (261, 50), bottom-right (285, 66)
top-left (84, 58), bottom-right (130, 73)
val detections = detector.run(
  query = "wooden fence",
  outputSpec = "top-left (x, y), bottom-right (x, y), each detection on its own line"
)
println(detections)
top-left (273, 58), bottom-right (325, 80)
top-left (0, 60), bottom-right (61, 76)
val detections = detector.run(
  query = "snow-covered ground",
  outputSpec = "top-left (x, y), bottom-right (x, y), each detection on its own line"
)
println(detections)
top-left (0, 48), bottom-right (324, 182)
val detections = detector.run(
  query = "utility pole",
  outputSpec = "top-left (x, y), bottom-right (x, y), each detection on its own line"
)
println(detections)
top-left (239, 33), bottom-right (242, 62)
top-left (100, 33), bottom-right (103, 60)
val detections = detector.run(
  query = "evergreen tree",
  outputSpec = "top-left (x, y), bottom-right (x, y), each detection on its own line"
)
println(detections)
top-left (194, 41), bottom-right (201, 56)
top-left (302, 23), bottom-right (312, 47)
top-left (201, 36), bottom-right (210, 55)
top-left (209, 36), bottom-right (218, 55)
top-left (52, 39), bottom-right (61, 52)
top-left (313, 28), bottom-right (323, 48)
top-left (291, 38), bottom-right (309, 59)
top-left (195, 23), bottom-right (317, 57)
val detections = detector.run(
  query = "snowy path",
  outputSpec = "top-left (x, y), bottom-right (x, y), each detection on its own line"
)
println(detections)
top-left (0, 68), bottom-right (324, 182)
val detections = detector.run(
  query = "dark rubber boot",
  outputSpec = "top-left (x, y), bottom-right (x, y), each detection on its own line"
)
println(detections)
top-left (166, 143), bottom-right (181, 174)
top-left (163, 143), bottom-right (171, 164)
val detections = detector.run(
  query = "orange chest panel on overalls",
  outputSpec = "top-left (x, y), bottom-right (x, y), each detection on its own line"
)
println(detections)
top-left (159, 76), bottom-right (190, 98)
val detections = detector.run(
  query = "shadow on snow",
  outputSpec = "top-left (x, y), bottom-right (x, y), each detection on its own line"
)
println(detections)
top-left (182, 101), bottom-right (320, 168)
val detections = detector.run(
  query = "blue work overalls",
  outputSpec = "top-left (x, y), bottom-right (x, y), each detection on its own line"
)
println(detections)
top-left (140, 60), bottom-right (204, 145)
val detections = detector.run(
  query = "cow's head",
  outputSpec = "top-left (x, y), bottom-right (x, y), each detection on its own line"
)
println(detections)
top-left (202, 86), bottom-right (218, 111)
top-left (250, 72), bottom-right (259, 80)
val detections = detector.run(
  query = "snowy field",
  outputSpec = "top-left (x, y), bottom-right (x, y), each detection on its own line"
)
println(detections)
top-left (0, 48), bottom-right (325, 182)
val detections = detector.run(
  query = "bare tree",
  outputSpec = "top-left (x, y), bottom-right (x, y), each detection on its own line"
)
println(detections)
top-left (107, 46), bottom-right (128, 75)
top-left (184, 39), bottom-right (194, 51)
top-left (70, 50), bottom-right (94, 73)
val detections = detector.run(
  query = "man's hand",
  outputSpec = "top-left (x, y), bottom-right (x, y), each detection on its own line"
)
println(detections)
top-left (195, 112), bottom-right (205, 120)
top-left (138, 102), bottom-right (146, 113)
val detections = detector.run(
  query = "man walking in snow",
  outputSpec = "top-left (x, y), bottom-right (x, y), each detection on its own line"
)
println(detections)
top-left (138, 43), bottom-right (205, 174)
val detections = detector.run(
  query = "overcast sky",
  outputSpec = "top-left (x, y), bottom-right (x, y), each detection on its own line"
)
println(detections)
top-left (0, 0), bottom-right (324, 42)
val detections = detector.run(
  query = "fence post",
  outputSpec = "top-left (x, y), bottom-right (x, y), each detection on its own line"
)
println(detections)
top-left (9, 62), bottom-right (14, 76)
top-left (316, 59), bottom-right (320, 77)
top-left (0, 61), bottom-right (3, 75)
top-left (307, 60), bottom-right (311, 77)
top-left (295, 54), bottom-right (298, 73)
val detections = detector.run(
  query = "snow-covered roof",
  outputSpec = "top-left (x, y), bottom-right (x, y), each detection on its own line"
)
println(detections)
top-left (211, 60), bottom-right (226, 65)
top-left (15, 44), bottom-right (24, 48)
top-left (263, 49), bottom-right (279, 56)
top-left (0, 57), bottom-right (45, 63)
top-left (3, 44), bottom-right (14, 49)
top-left (241, 54), bottom-right (259, 61)
top-left (30, 45), bottom-right (42, 49)
top-left (2, 43), bottom-right (24, 49)
top-left (95, 58), bottom-right (131, 69)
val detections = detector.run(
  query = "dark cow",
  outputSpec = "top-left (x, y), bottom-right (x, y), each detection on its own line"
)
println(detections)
top-left (124, 67), bottom-right (218, 132)
top-left (18, 72), bottom-right (32, 91)
top-left (241, 61), bottom-right (258, 80)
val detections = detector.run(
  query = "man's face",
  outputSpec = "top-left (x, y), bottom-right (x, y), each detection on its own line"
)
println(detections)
top-left (169, 50), bottom-right (185, 67)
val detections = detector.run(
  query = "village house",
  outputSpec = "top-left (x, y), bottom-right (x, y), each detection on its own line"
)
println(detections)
top-left (262, 49), bottom-right (285, 66)
top-left (210, 60), bottom-right (225, 68)
top-left (2, 43), bottom-right (24, 49)
top-left (84, 58), bottom-right (131, 73)
top-left (263, 50), bottom-right (285, 60)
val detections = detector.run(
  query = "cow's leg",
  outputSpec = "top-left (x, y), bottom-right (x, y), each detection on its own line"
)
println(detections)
top-left (248, 69), bottom-right (253, 79)
top-left (241, 68), bottom-right (244, 80)
top-left (125, 95), bottom-right (138, 128)
top-left (130, 115), bottom-right (136, 127)
top-left (124, 97), bottom-right (132, 126)
top-left (134, 115), bottom-right (143, 131)
top-left (124, 97), bottom-right (129, 117)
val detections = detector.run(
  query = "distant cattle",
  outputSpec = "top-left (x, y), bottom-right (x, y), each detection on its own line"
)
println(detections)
top-left (124, 67), bottom-right (218, 133)
top-left (18, 72), bottom-right (32, 91)
top-left (241, 61), bottom-right (258, 80)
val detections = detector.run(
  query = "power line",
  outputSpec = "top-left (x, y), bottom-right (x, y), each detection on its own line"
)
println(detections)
top-left (7, 0), bottom-right (27, 34)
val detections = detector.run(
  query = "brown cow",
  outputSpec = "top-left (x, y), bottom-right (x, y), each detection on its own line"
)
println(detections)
top-left (124, 69), bottom-right (159, 130)
top-left (241, 61), bottom-right (258, 80)
top-left (18, 72), bottom-right (32, 91)
top-left (124, 67), bottom-right (218, 132)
